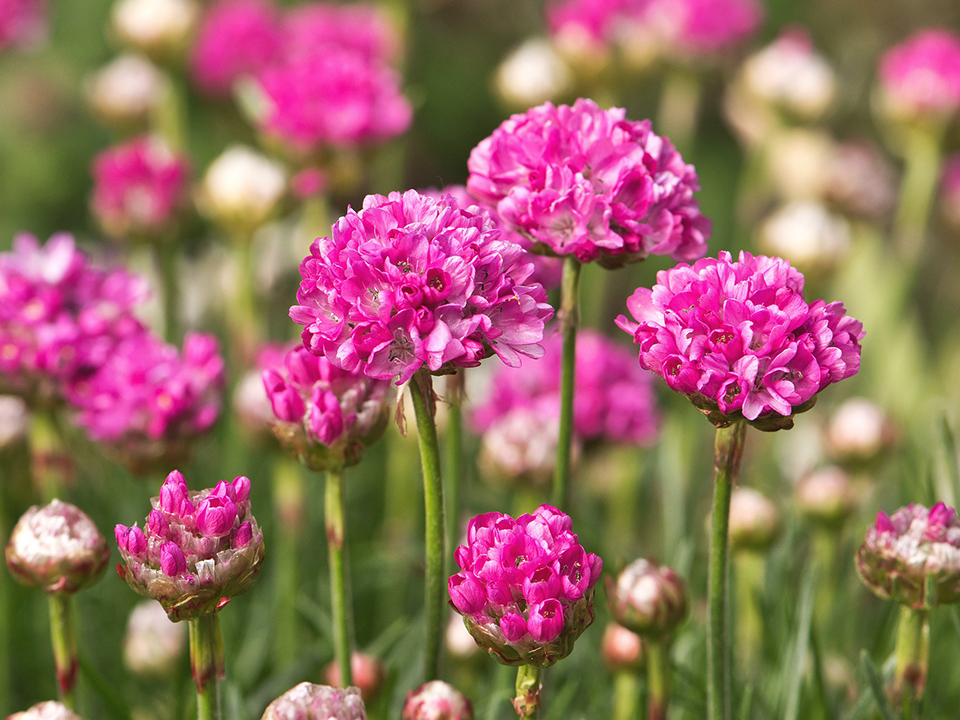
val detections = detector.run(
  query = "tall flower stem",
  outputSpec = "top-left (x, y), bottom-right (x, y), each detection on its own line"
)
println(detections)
top-left (512, 664), bottom-right (542, 719)
top-left (31, 410), bottom-right (65, 502)
top-left (272, 456), bottom-right (304, 668)
top-left (553, 256), bottom-right (581, 510)
top-left (892, 124), bottom-right (944, 266)
top-left (646, 639), bottom-right (670, 720)
top-left (657, 66), bottom-right (702, 157)
top-left (892, 605), bottom-right (929, 719)
top-left (227, 236), bottom-right (261, 367)
top-left (325, 466), bottom-right (354, 687)
top-left (707, 421), bottom-right (747, 720)
top-left (444, 372), bottom-right (464, 572)
top-left (48, 593), bottom-right (78, 708)
top-left (611, 670), bottom-right (640, 720)
top-left (155, 242), bottom-right (180, 344)
top-left (409, 369), bottom-right (446, 680)
top-left (188, 613), bottom-right (224, 720)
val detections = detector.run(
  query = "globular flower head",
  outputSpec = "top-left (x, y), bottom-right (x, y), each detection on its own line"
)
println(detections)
top-left (281, 2), bottom-right (400, 66)
top-left (546, 0), bottom-right (626, 59)
top-left (0, 232), bottom-right (148, 406)
top-left (757, 201), bottom-right (850, 279)
top-left (477, 406), bottom-right (577, 489)
top-left (111, 0), bottom-right (198, 61)
top-left (826, 397), bottom-right (896, 467)
top-left (824, 141), bottom-right (897, 222)
top-left (601, 621), bottom-right (645, 672)
top-left (856, 502), bottom-right (960, 609)
top-left (467, 98), bottom-right (710, 267)
top-left (123, 599), bottom-right (187, 676)
top-left (292, 190), bottom-right (554, 385)
top-left (115, 469), bottom-right (264, 621)
top-left (607, 558), bottom-right (687, 639)
top-left (631, 0), bottom-right (764, 59)
top-left (67, 332), bottom-right (225, 476)
top-left (877, 29), bottom-right (960, 123)
top-left (262, 345), bottom-right (392, 471)
top-left (0, 0), bottom-right (45, 52)
top-left (448, 505), bottom-right (602, 668)
top-left (8, 702), bottom-right (82, 720)
top-left (261, 683), bottom-right (366, 720)
top-left (86, 53), bottom-right (166, 129)
top-left (323, 652), bottom-right (384, 703)
top-left (91, 136), bottom-right (190, 241)
top-left (5, 499), bottom-right (109, 594)
top-left (494, 38), bottom-right (572, 110)
top-left (795, 466), bottom-right (857, 529)
top-left (402, 681), bottom-right (473, 720)
top-left (728, 487), bottom-right (782, 553)
top-left (617, 251), bottom-right (864, 431)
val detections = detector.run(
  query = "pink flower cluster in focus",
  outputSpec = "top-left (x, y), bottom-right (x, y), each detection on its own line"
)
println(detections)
top-left (472, 329), bottom-right (659, 447)
top-left (0, 0), bottom-right (45, 52)
top-left (467, 98), bottom-right (710, 267)
top-left (91, 136), bottom-right (190, 240)
top-left (0, 233), bottom-right (147, 404)
top-left (449, 505), bottom-right (602, 667)
top-left (878, 29), bottom-right (960, 120)
top-left (291, 190), bottom-right (554, 385)
top-left (617, 251), bottom-right (863, 430)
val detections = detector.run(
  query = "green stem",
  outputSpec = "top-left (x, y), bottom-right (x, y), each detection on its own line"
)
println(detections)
top-left (612, 669), bottom-right (640, 720)
top-left (227, 237), bottom-right (261, 366)
top-left (48, 593), bottom-right (78, 709)
top-left (156, 242), bottom-right (180, 345)
top-left (409, 370), bottom-right (446, 681)
top-left (893, 605), bottom-right (929, 719)
top-left (444, 372), bottom-right (464, 573)
top-left (553, 256), bottom-right (581, 510)
top-left (31, 410), bottom-right (65, 501)
top-left (733, 552), bottom-right (764, 673)
top-left (271, 457), bottom-right (304, 668)
top-left (646, 639), bottom-right (670, 720)
top-left (326, 466), bottom-right (354, 687)
top-left (188, 614), bottom-right (224, 720)
top-left (892, 125), bottom-right (944, 265)
top-left (707, 421), bottom-right (747, 720)
top-left (513, 664), bottom-right (542, 719)
top-left (657, 66), bottom-right (702, 157)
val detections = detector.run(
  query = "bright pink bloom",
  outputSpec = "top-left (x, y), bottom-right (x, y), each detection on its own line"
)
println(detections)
top-left (472, 328), bottom-right (659, 447)
top-left (91, 136), bottom-right (190, 240)
top-left (281, 1), bottom-right (400, 66)
top-left (190, 0), bottom-right (281, 97)
top-left (617, 251), bottom-right (863, 430)
top-left (468, 98), bottom-right (710, 267)
top-left (878, 29), bottom-right (960, 120)
top-left (0, 0), bottom-right (44, 51)
top-left (291, 190), bottom-right (554, 385)
top-left (67, 332), bottom-right (225, 474)
top-left (547, 0), bottom-right (635, 52)
top-left (448, 505), bottom-right (601, 667)
top-left (0, 233), bottom-right (147, 404)
top-left (635, 0), bottom-right (763, 55)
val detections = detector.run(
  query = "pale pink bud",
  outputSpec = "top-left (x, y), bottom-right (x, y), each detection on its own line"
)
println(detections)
top-left (261, 683), bottom-right (366, 720)
top-left (728, 488), bottom-right (782, 553)
top-left (601, 622), bottom-right (645, 672)
top-left (402, 680), bottom-right (473, 720)
top-left (795, 466), bottom-right (857, 527)
top-left (8, 701), bottom-right (83, 720)
top-left (323, 653), bottom-right (384, 702)
top-left (826, 397), bottom-right (895, 467)
top-left (607, 559), bottom-right (688, 639)
top-left (123, 600), bottom-right (187, 676)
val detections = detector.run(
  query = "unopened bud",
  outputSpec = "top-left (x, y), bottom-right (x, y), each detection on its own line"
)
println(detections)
top-left (478, 407), bottom-right (580, 489)
top-left (86, 53), bottom-right (166, 129)
top-left (824, 141), bottom-right (897, 221)
top-left (8, 701), bottom-right (83, 720)
top-left (607, 559), bottom-right (687, 639)
top-left (446, 612), bottom-right (480, 660)
top-left (323, 653), bottom-right (384, 703)
top-left (261, 683), bottom-right (366, 720)
top-left (795, 467), bottom-right (858, 528)
top-left (402, 681), bottom-right (474, 720)
top-left (729, 488), bottom-right (782, 553)
top-left (494, 39), bottom-right (571, 110)
top-left (826, 397), bottom-right (895, 467)
top-left (766, 128), bottom-right (835, 201)
top-left (601, 622), bottom-right (645, 673)
top-left (758, 201), bottom-right (850, 278)
top-left (0, 395), bottom-right (28, 449)
top-left (123, 600), bottom-right (187, 676)
top-left (111, 0), bottom-right (199, 61)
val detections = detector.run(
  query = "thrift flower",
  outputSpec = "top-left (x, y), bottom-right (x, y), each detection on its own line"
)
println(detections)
top-left (877, 29), bottom-right (960, 122)
top-left (281, 2), bottom-right (400, 66)
top-left (626, 0), bottom-right (763, 59)
top-left (196, 145), bottom-right (287, 238)
top-left (826, 396), bottom-right (895, 466)
top-left (448, 505), bottom-right (602, 668)
top-left (115, 470), bottom-right (265, 621)
top-left (111, 0), bottom-right (198, 60)
top-left (728, 487), bottom-right (781, 553)
top-left (403, 681), bottom-right (473, 720)
top-left (291, 190), bottom-right (554, 385)
top-left (795, 466), bottom-right (857, 528)
top-left (601, 622), bottom-right (645, 672)
top-left (8, 702), bottom-right (82, 720)
top-left (616, 251), bottom-right (864, 431)
top-left (123, 599), bottom-right (187, 676)
top-left (607, 558), bottom-right (687, 639)
top-left (0, 0), bottom-right (45, 52)
top-left (323, 652), bottom-right (384, 703)
top-left (261, 683), bottom-right (366, 720)
top-left (86, 53), bottom-right (166, 128)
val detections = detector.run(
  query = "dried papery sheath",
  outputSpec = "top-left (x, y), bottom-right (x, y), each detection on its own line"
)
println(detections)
top-left (8, 701), bottom-right (83, 720)
top-left (261, 683), bottom-right (366, 720)
top-left (607, 558), bottom-right (687, 639)
top-left (402, 680), bottom-right (474, 720)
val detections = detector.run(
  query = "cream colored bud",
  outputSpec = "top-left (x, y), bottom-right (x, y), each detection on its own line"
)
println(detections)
top-left (8, 701), bottom-right (83, 720)
top-left (446, 612), bottom-right (480, 660)
top-left (494, 39), bottom-right (572, 110)
top-left (758, 201), bottom-right (850, 276)
top-left (123, 600), bottom-right (187, 676)
top-left (196, 145), bottom-right (287, 238)
top-left (87, 53), bottom-right (166, 127)
top-left (766, 129), bottom-right (835, 201)
top-left (729, 488), bottom-right (782, 553)
top-left (111, 0), bottom-right (198, 60)
top-left (826, 397), bottom-right (895, 465)
top-left (741, 33), bottom-right (836, 120)
top-left (795, 466), bottom-right (858, 527)
top-left (0, 395), bottom-right (29, 449)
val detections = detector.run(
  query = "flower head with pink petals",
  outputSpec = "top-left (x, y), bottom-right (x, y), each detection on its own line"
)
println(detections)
top-left (0, 0), bottom-right (45, 52)
top-left (878, 29), bottom-right (960, 122)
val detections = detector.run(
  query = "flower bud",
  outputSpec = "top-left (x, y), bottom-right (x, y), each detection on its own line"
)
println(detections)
top-left (0, 395), bottom-right (28, 449)
top-left (795, 466), bottom-right (857, 528)
top-left (607, 558), bottom-right (687, 639)
top-left (8, 701), bottom-right (83, 720)
top-left (111, 0), bottom-right (199, 61)
top-left (261, 683), bottom-right (366, 720)
top-left (123, 600), bottom-right (187, 676)
top-left (5, 500), bottom-right (109, 594)
top-left (758, 201), bottom-right (850, 279)
top-left (728, 488), bottom-right (782, 554)
top-left (402, 681), bottom-right (473, 720)
top-left (322, 653), bottom-right (384, 703)
top-left (826, 397), bottom-right (895, 467)
top-left (493, 39), bottom-right (571, 110)
top-left (86, 53), bottom-right (166, 129)
top-left (824, 141), bottom-right (897, 221)
top-left (766, 128), bottom-right (835, 202)
top-left (601, 622), bottom-right (645, 673)
top-left (478, 407), bottom-right (575, 489)
top-left (446, 612), bottom-right (480, 660)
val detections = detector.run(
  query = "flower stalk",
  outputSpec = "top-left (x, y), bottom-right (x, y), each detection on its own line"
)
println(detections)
top-left (48, 593), bottom-right (78, 708)
top-left (271, 456), bottom-right (304, 668)
top-left (893, 605), bottom-right (929, 718)
top-left (513, 664), bottom-right (542, 719)
top-left (325, 465), bottom-right (354, 687)
top-left (892, 123), bottom-right (945, 266)
top-left (188, 613), bottom-right (225, 720)
top-left (612, 670), bottom-right (640, 720)
top-left (444, 372), bottom-right (464, 571)
top-left (646, 639), bottom-right (670, 720)
top-left (156, 242), bottom-right (181, 345)
top-left (553, 256), bottom-right (581, 510)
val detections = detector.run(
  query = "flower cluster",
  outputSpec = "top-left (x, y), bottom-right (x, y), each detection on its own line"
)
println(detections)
top-left (115, 470), bottom-right (264, 621)
top-left (282, 2), bottom-right (399, 66)
top-left (607, 558), bottom-right (687, 639)
top-left (0, 0), bottom-right (45, 52)
top-left (0, 233), bottom-right (147, 405)
top-left (546, 0), bottom-right (629, 55)
top-left (67, 332), bottom-right (225, 475)
top-left (91, 135), bottom-right (190, 241)
top-left (292, 190), bottom-right (554, 385)
top-left (262, 683), bottom-right (366, 720)
top-left (8, 702), bottom-right (82, 720)
top-left (878, 29), bottom-right (960, 121)
top-left (467, 98), bottom-right (710, 267)
top-left (403, 681), bottom-right (473, 720)
top-left (448, 505), bottom-right (602, 668)
top-left (262, 344), bottom-right (393, 471)
top-left (856, 502), bottom-right (960, 609)
top-left (616, 251), bottom-right (864, 430)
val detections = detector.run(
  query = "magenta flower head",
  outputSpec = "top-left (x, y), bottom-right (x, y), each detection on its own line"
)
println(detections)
top-left (291, 190), bottom-right (554, 385)
top-left (402, 680), bottom-right (474, 720)
top-left (67, 332), bottom-right (225, 475)
top-left (262, 345), bottom-right (393, 471)
top-left (0, 0), bottom-right (45, 52)
top-left (0, 233), bottom-right (148, 405)
top-left (877, 29), bottom-right (960, 123)
top-left (632, 0), bottom-right (763, 58)
top-left (91, 135), bottom-right (190, 242)
top-left (607, 558), bottom-right (687, 639)
top-left (856, 502), bottom-right (960, 610)
top-left (5, 499), bottom-right (109, 595)
top-left (617, 251), bottom-right (864, 431)
top-left (233, 342), bottom-right (289, 439)
top-left (116, 470), bottom-right (264, 621)
top-left (467, 98), bottom-right (710, 268)
top-left (189, 0), bottom-right (281, 97)
top-left (8, 702), bottom-right (82, 720)
top-left (448, 505), bottom-right (602, 668)
top-left (261, 683), bottom-right (366, 720)
top-left (281, 2), bottom-right (400, 66)
top-left (546, 0), bottom-right (626, 57)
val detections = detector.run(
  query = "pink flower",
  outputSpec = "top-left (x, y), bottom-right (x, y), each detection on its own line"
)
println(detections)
top-left (66, 332), bottom-right (225, 475)
top-left (0, 233), bottom-right (147, 404)
top-left (0, 0), bottom-right (44, 51)
top-left (448, 505), bottom-right (601, 667)
top-left (617, 251), bottom-right (863, 431)
top-left (291, 190), bottom-right (554, 385)
top-left (281, 2), bottom-right (400, 66)
top-left (467, 98), bottom-right (710, 267)
top-left (403, 681), bottom-right (473, 720)
top-left (878, 29), bottom-right (960, 121)
top-left (116, 470), bottom-right (265, 621)
top-left (91, 136), bottom-right (190, 241)
top-left (635, 0), bottom-right (763, 56)
top-left (190, 0), bottom-right (281, 97)
top-left (546, 0), bottom-right (634, 53)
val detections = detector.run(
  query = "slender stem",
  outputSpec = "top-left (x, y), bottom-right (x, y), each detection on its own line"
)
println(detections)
top-left (707, 421), bottom-right (747, 720)
top-left (444, 372), bottom-right (464, 573)
top-left (326, 466), bottom-right (354, 687)
top-left (646, 639), bottom-right (670, 720)
top-left (893, 605), bottom-right (929, 719)
top-left (409, 370), bottom-right (446, 680)
top-left (553, 256), bottom-right (581, 510)
top-left (512, 664), bottom-right (542, 719)
top-left (892, 124), bottom-right (944, 265)
top-left (155, 242), bottom-right (180, 345)
top-left (31, 410), bottom-right (65, 501)
top-left (612, 670), bottom-right (640, 720)
top-left (227, 236), bottom-right (261, 366)
top-left (272, 456), bottom-right (304, 668)
top-left (188, 614), bottom-right (224, 720)
top-left (48, 593), bottom-right (78, 708)
top-left (657, 66), bottom-right (702, 157)
top-left (733, 552), bottom-right (764, 674)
